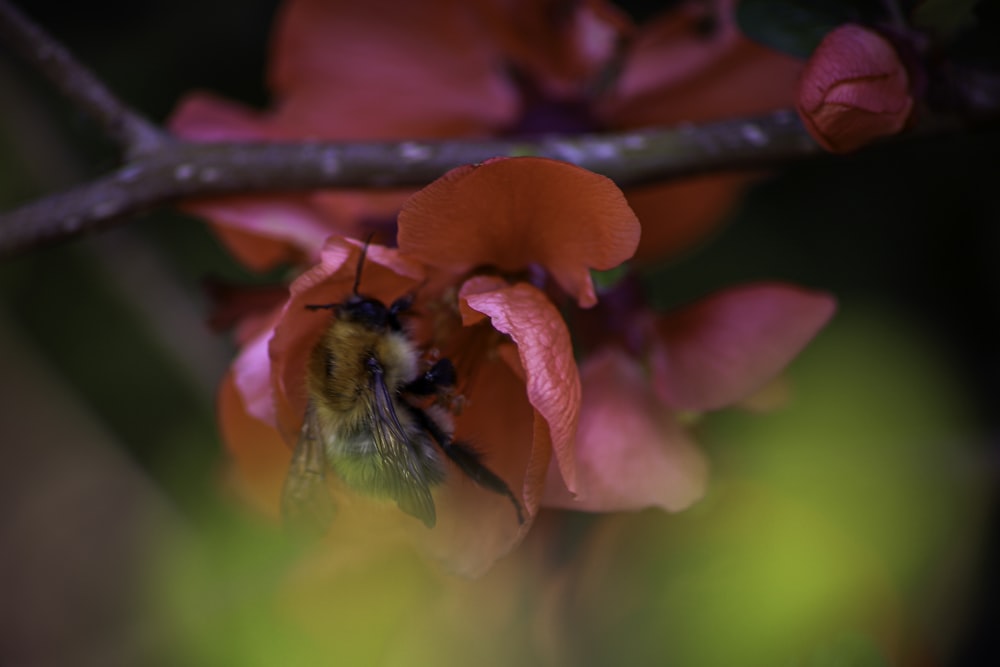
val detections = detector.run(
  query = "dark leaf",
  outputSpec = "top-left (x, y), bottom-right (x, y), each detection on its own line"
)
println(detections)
top-left (736, 0), bottom-right (880, 59)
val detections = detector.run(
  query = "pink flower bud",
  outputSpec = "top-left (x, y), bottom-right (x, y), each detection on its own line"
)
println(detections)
top-left (796, 24), bottom-right (914, 153)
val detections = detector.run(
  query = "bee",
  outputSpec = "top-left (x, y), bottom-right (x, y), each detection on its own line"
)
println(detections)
top-left (280, 245), bottom-right (525, 537)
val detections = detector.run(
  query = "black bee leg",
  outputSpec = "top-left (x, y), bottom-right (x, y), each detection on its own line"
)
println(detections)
top-left (386, 293), bottom-right (415, 330)
top-left (442, 441), bottom-right (525, 524)
top-left (404, 403), bottom-right (525, 524)
top-left (403, 357), bottom-right (457, 396)
top-left (389, 292), bottom-right (415, 316)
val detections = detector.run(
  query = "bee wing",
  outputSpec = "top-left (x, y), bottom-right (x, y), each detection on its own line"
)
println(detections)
top-left (281, 402), bottom-right (336, 539)
top-left (368, 359), bottom-right (437, 528)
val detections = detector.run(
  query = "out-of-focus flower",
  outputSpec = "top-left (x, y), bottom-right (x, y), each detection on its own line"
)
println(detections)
top-left (796, 24), bottom-right (915, 153)
top-left (220, 157), bottom-right (639, 575)
top-left (543, 281), bottom-right (836, 513)
top-left (169, 0), bottom-right (802, 270)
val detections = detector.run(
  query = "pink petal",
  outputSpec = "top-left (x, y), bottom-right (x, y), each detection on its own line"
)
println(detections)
top-left (185, 197), bottom-right (345, 266)
top-left (231, 309), bottom-right (283, 428)
top-left (168, 92), bottom-right (286, 141)
top-left (542, 347), bottom-right (708, 512)
top-left (459, 278), bottom-right (581, 496)
top-left (399, 157), bottom-right (640, 308)
top-left (652, 283), bottom-right (836, 411)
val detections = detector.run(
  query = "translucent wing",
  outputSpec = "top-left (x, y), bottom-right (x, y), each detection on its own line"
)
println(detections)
top-left (365, 357), bottom-right (438, 528)
top-left (281, 402), bottom-right (336, 539)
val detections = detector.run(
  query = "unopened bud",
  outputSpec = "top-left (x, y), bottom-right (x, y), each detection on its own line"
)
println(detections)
top-left (796, 24), bottom-right (914, 153)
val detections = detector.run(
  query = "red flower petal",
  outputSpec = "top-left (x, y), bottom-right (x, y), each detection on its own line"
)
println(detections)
top-left (399, 157), bottom-right (640, 308)
top-left (217, 371), bottom-right (291, 518)
top-left (625, 173), bottom-right (754, 262)
top-left (542, 347), bottom-right (708, 512)
top-left (478, 0), bottom-right (631, 99)
top-left (599, 1), bottom-right (802, 127)
top-left (651, 283), bottom-right (836, 411)
top-left (458, 278), bottom-right (581, 496)
top-left (270, 0), bottom-right (519, 138)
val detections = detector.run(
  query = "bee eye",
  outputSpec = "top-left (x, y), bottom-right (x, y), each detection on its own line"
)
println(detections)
top-left (343, 297), bottom-right (389, 328)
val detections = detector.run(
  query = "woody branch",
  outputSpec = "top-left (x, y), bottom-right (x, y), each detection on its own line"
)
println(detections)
top-left (0, 0), bottom-right (829, 258)
top-left (0, 0), bottom-right (992, 259)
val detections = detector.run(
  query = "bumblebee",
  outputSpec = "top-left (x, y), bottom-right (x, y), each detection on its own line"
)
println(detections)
top-left (280, 250), bottom-right (524, 536)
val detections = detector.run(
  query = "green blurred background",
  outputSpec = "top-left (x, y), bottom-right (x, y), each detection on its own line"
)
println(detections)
top-left (1, 1), bottom-right (998, 665)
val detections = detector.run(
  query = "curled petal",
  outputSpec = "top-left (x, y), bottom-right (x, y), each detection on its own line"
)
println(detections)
top-left (797, 24), bottom-right (914, 153)
top-left (459, 278), bottom-right (581, 497)
top-left (400, 158), bottom-right (640, 308)
top-left (543, 347), bottom-right (708, 512)
top-left (652, 283), bottom-right (836, 411)
top-left (269, 238), bottom-right (425, 442)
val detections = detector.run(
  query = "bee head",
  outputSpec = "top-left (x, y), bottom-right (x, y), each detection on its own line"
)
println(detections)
top-left (305, 237), bottom-right (414, 330)
top-left (338, 293), bottom-right (411, 332)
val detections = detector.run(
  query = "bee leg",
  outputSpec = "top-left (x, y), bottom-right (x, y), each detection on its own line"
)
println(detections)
top-left (403, 357), bottom-right (456, 396)
top-left (389, 292), bottom-right (415, 316)
top-left (403, 403), bottom-right (525, 525)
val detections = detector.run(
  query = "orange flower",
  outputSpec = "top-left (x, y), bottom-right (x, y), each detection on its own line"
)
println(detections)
top-left (169, 0), bottom-right (802, 270)
top-left (219, 157), bottom-right (639, 574)
top-left (796, 24), bottom-right (915, 153)
top-left (216, 156), bottom-right (838, 574)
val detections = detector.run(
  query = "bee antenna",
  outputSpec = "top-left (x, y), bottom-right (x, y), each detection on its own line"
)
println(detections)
top-left (352, 233), bottom-right (377, 296)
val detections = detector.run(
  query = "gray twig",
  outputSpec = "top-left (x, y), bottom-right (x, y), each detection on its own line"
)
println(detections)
top-left (0, 111), bottom-right (822, 257)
